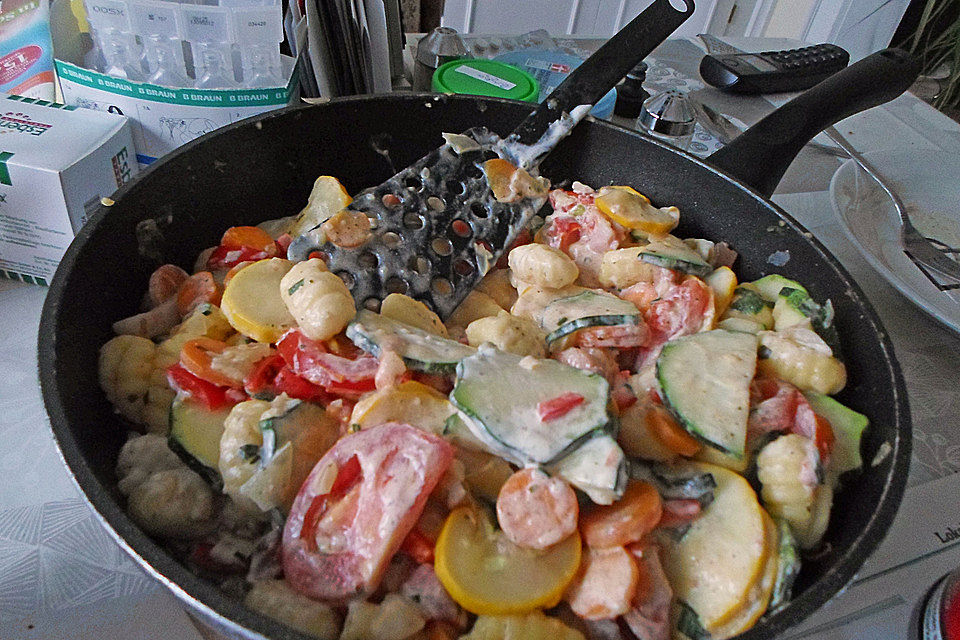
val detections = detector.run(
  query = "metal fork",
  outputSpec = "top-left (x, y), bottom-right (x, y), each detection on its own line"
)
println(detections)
top-left (824, 125), bottom-right (960, 283)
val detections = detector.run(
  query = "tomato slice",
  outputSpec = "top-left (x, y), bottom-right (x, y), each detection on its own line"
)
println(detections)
top-left (543, 216), bottom-right (582, 253)
top-left (282, 423), bottom-right (453, 600)
top-left (644, 277), bottom-right (712, 347)
top-left (244, 354), bottom-right (284, 396)
top-left (167, 364), bottom-right (236, 410)
top-left (748, 377), bottom-right (835, 461)
top-left (278, 329), bottom-right (378, 398)
top-left (400, 527), bottom-right (436, 564)
top-left (657, 498), bottom-right (703, 529)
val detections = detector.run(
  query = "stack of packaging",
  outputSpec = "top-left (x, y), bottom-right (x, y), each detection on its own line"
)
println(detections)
top-left (51, 0), bottom-right (299, 165)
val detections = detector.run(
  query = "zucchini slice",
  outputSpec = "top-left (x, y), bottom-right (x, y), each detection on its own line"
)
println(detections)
top-left (803, 391), bottom-right (867, 474)
top-left (639, 236), bottom-right (712, 277)
top-left (168, 397), bottom-right (232, 486)
top-left (346, 309), bottom-right (476, 374)
top-left (773, 288), bottom-right (841, 355)
top-left (549, 433), bottom-right (627, 505)
top-left (769, 517), bottom-right (800, 612)
top-left (539, 290), bottom-right (641, 344)
top-left (656, 330), bottom-right (758, 459)
top-left (451, 345), bottom-right (611, 465)
top-left (750, 274), bottom-right (807, 302)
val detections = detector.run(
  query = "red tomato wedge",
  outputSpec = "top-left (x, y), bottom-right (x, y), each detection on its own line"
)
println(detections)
top-left (749, 377), bottom-right (836, 461)
top-left (277, 329), bottom-right (378, 398)
top-left (282, 422), bottom-right (454, 600)
top-left (644, 277), bottom-right (712, 346)
top-left (166, 364), bottom-right (242, 410)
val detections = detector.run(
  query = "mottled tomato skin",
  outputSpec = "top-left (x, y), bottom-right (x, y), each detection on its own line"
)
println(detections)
top-left (282, 422), bottom-right (453, 601)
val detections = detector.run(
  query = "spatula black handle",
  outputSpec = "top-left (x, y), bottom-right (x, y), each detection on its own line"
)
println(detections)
top-left (708, 48), bottom-right (921, 197)
top-left (510, 0), bottom-right (695, 151)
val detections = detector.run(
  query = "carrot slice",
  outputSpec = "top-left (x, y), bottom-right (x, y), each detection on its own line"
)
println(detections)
top-left (221, 226), bottom-right (277, 253)
top-left (647, 404), bottom-right (701, 457)
top-left (177, 271), bottom-right (222, 316)
top-left (497, 468), bottom-right (579, 550)
top-left (580, 481), bottom-right (662, 549)
top-left (180, 337), bottom-right (238, 388)
top-left (565, 546), bottom-right (639, 620)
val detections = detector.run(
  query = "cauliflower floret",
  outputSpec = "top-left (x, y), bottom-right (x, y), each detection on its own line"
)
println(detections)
top-left (245, 579), bottom-right (341, 639)
top-left (126, 467), bottom-right (219, 539)
top-left (116, 434), bottom-right (183, 496)
top-left (280, 258), bottom-right (356, 341)
top-left (465, 310), bottom-right (546, 357)
top-left (99, 335), bottom-right (175, 434)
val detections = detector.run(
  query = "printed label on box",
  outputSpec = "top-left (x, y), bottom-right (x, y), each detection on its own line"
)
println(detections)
top-left (55, 59), bottom-right (298, 164)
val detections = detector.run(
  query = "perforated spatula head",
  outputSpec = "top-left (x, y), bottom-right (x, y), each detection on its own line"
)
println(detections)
top-left (288, 0), bottom-right (695, 319)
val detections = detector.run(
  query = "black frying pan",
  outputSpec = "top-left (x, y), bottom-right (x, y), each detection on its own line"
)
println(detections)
top-left (39, 49), bottom-right (916, 640)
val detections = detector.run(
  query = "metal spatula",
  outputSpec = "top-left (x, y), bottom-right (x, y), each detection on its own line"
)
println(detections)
top-left (288, 0), bottom-right (695, 319)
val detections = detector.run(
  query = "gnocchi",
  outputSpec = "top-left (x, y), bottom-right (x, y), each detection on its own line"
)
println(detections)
top-left (126, 467), bottom-right (219, 539)
top-left (508, 243), bottom-right (580, 289)
top-left (280, 258), bottom-right (356, 341)
top-left (758, 326), bottom-right (847, 394)
top-left (465, 310), bottom-right (547, 357)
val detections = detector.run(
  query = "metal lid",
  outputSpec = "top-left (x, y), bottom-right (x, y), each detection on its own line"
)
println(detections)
top-left (639, 89), bottom-right (695, 136)
top-left (416, 27), bottom-right (468, 67)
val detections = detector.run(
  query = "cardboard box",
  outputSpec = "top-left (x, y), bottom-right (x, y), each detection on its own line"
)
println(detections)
top-left (0, 93), bottom-right (137, 285)
top-left (51, 0), bottom-right (300, 166)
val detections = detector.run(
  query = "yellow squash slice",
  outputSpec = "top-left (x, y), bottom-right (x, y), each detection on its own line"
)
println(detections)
top-left (461, 611), bottom-right (586, 640)
top-left (595, 186), bottom-right (679, 235)
top-left (286, 175), bottom-right (352, 238)
top-left (221, 258), bottom-right (296, 343)
top-left (661, 462), bottom-right (769, 632)
top-left (349, 380), bottom-right (455, 433)
top-left (709, 511), bottom-right (780, 639)
top-left (434, 507), bottom-right (581, 616)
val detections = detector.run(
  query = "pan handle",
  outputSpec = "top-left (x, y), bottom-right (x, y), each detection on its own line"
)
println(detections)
top-left (510, 0), bottom-right (695, 155)
top-left (706, 48), bottom-right (921, 198)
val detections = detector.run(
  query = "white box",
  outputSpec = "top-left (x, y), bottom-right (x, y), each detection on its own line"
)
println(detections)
top-left (0, 93), bottom-right (137, 285)
top-left (51, 0), bottom-right (301, 166)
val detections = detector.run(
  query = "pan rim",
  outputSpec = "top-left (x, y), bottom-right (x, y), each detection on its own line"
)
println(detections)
top-left (38, 92), bottom-right (911, 640)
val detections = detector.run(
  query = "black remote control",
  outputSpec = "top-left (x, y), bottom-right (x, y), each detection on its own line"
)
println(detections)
top-left (699, 44), bottom-right (850, 94)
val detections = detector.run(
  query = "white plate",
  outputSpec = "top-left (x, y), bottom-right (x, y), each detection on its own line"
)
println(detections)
top-left (830, 150), bottom-right (960, 334)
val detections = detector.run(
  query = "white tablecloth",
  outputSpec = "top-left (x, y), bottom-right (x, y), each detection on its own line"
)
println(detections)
top-left (4, 36), bottom-right (960, 640)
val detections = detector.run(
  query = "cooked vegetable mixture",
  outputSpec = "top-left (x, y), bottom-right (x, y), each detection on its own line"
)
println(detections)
top-left (101, 164), bottom-right (866, 640)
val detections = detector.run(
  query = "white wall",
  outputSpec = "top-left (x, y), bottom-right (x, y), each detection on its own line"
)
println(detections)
top-left (441, 0), bottom-right (718, 39)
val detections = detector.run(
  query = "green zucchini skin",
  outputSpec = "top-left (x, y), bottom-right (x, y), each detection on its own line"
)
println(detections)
top-left (346, 309), bottom-right (476, 374)
top-left (638, 237), bottom-right (713, 277)
top-left (451, 345), bottom-right (611, 466)
top-left (769, 518), bottom-right (801, 612)
top-left (729, 286), bottom-right (771, 315)
top-left (656, 330), bottom-right (758, 459)
top-left (545, 314), bottom-right (639, 345)
top-left (168, 397), bottom-right (231, 488)
top-left (540, 291), bottom-right (640, 345)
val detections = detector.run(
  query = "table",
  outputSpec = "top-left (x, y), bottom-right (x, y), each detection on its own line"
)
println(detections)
top-left (4, 36), bottom-right (960, 640)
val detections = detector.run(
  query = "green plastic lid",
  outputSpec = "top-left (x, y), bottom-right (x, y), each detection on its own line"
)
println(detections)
top-left (432, 59), bottom-right (539, 102)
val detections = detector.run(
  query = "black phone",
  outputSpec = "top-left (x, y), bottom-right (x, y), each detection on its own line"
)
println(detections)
top-left (699, 44), bottom-right (850, 94)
